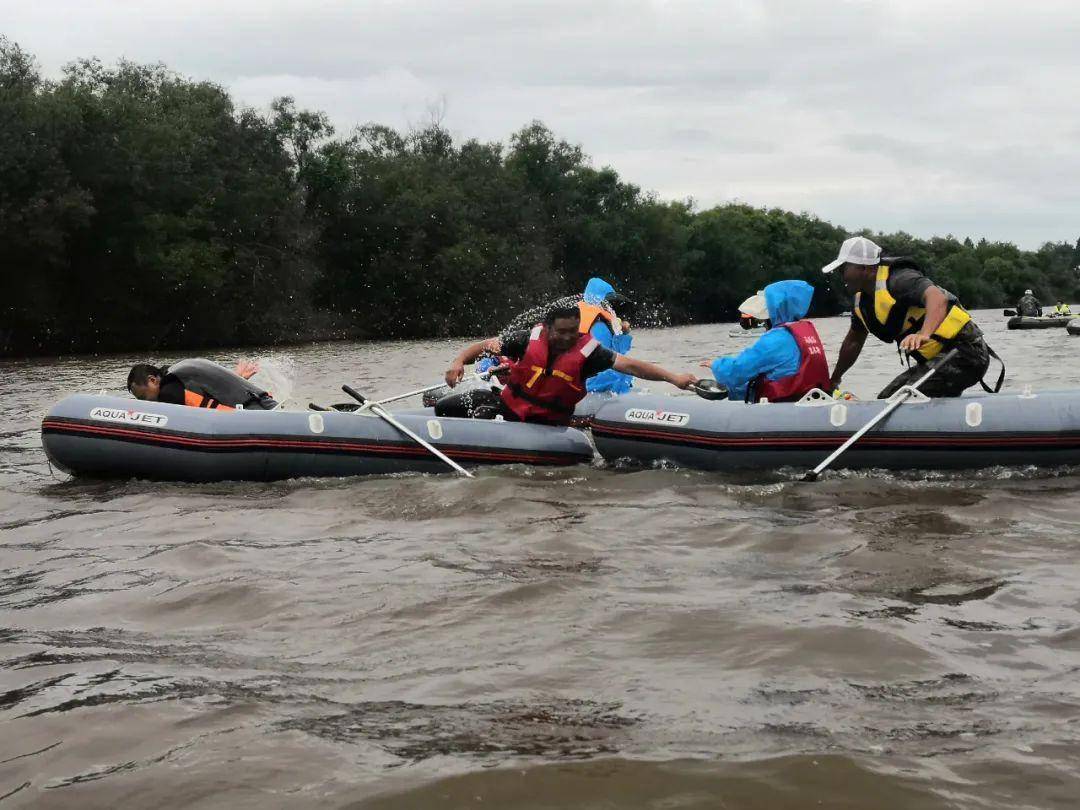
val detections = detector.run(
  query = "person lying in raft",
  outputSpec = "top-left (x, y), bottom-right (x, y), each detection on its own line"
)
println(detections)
top-left (441, 306), bottom-right (697, 426)
top-left (706, 280), bottom-right (831, 403)
top-left (578, 277), bottom-right (635, 395)
top-left (1054, 300), bottom-right (1072, 317)
top-left (823, 236), bottom-right (1002, 398)
top-left (126, 358), bottom-right (278, 411)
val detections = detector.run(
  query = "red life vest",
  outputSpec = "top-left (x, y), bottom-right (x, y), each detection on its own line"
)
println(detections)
top-left (754, 320), bottom-right (831, 403)
top-left (500, 325), bottom-right (598, 425)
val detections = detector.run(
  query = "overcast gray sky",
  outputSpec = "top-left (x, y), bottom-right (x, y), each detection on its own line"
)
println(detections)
top-left (7, 0), bottom-right (1079, 248)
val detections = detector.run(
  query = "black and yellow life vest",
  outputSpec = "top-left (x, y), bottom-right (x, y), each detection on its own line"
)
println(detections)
top-left (853, 264), bottom-right (971, 362)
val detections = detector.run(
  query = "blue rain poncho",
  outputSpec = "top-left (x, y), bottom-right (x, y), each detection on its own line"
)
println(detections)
top-left (582, 277), bottom-right (634, 394)
top-left (710, 280), bottom-right (816, 401)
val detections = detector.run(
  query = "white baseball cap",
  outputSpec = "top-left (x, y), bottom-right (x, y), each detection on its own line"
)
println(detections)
top-left (738, 291), bottom-right (769, 321)
top-left (822, 236), bottom-right (882, 274)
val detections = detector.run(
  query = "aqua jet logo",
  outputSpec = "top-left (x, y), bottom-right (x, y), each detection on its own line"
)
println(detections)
top-left (624, 408), bottom-right (690, 427)
top-left (89, 407), bottom-right (169, 427)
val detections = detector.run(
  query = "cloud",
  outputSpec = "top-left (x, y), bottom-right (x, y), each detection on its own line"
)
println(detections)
top-left (7, 0), bottom-right (1080, 247)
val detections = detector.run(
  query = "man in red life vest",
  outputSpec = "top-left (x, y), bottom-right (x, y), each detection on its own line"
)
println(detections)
top-left (708, 280), bottom-right (831, 402)
top-left (443, 306), bottom-right (697, 426)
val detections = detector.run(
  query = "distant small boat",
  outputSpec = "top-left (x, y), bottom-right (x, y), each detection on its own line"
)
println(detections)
top-left (1007, 316), bottom-right (1070, 330)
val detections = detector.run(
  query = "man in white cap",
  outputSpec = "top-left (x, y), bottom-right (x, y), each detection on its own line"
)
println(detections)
top-left (823, 236), bottom-right (1002, 398)
top-left (1016, 289), bottom-right (1042, 317)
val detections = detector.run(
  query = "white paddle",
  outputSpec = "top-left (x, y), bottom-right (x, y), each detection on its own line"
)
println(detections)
top-left (803, 348), bottom-right (959, 482)
top-left (342, 385), bottom-right (473, 478)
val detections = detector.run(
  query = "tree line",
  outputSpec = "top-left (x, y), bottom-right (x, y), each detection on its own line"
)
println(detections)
top-left (3, 38), bottom-right (1079, 357)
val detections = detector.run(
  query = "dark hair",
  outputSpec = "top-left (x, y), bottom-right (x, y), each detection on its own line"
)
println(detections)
top-left (127, 363), bottom-right (163, 391)
top-left (543, 306), bottom-right (581, 326)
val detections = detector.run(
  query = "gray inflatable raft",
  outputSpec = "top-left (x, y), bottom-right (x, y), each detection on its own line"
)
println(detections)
top-left (42, 395), bottom-right (594, 482)
top-left (1067, 319), bottom-right (1080, 336)
top-left (591, 389), bottom-right (1080, 472)
top-left (1007, 315), bottom-right (1070, 329)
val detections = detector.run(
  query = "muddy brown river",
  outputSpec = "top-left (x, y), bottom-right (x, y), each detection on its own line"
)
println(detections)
top-left (2, 313), bottom-right (1079, 808)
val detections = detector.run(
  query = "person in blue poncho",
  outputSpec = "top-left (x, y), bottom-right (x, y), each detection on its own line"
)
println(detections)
top-left (709, 280), bottom-right (831, 403)
top-left (578, 277), bottom-right (634, 394)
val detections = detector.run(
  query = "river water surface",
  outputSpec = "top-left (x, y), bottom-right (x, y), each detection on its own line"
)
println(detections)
top-left (2, 313), bottom-right (1079, 808)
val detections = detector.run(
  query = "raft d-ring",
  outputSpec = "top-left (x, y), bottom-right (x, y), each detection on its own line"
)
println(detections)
top-left (830, 402), bottom-right (848, 427)
top-left (427, 420), bottom-right (443, 440)
top-left (308, 413), bottom-right (325, 434)
top-left (965, 402), bottom-right (983, 427)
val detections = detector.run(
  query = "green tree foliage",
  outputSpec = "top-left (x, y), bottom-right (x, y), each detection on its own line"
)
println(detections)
top-left (2, 40), bottom-right (1079, 356)
top-left (1, 41), bottom-right (313, 354)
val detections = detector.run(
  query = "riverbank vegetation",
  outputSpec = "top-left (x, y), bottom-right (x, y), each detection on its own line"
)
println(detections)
top-left (3, 39), bottom-right (1078, 356)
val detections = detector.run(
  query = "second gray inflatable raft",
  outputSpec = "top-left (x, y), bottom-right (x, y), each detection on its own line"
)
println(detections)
top-left (591, 389), bottom-right (1080, 472)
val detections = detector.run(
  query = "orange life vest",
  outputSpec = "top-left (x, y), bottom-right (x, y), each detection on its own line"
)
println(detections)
top-left (182, 389), bottom-right (235, 411)
top-left (578, 302), bottom-right (616, 335)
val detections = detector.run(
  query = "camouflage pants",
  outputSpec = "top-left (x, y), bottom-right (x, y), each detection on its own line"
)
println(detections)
top-left (877, 325), bottom-right (992, 399)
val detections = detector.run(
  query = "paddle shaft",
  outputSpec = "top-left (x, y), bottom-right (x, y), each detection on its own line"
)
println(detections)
top-left (365, 380), bottom-right (457, 408)
top-left (342, 385), bottom-right (474, 478)
top-left (803, 348), bottom-right (960, 481)
top-left (362, 368), bottom-right (506, 410)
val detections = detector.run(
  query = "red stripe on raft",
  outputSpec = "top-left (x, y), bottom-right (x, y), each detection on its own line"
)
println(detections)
top-left (41, 419), bottom-right (588, 466)
top-left (591, 422), bottom-right (1080, 449)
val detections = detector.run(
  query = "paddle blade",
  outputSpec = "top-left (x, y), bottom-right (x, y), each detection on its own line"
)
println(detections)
top-left (692, 380), bottom-right (729, 401)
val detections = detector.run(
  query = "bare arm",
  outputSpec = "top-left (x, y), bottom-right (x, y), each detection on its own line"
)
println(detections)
top-left (899, 285), bottom-right (949, 352)
top-left (830, 327), bottom-right (867, 388)
top-left (613, 355), bottom-right (697, 389)
top-left (445, 338), bottom-right (501, 386)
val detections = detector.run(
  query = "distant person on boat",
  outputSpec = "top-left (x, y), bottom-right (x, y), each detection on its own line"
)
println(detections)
top-left (127, 358), bottom-right (278, 410)
top-left (1016, 290), bottom-right (1043, 317)
top-left (739, 312), bottom-right (766, 330)
top-left (1054, 300), bottom-right (1072, 317)
top-left (707, 280), bottom-right (831, 402)
top-left (442, 306), bottom-right (697, 426)
top-left (823, 236), bottom-right (1003, 398)
top-left (578, 277), bottom-right (634, 394)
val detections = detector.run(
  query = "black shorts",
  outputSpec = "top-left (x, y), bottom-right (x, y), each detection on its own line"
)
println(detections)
top-left (877, 325), bottom-right (992, 399)
top-left (242, 393), bottom-right (279, 411)
top-left (434, 388), bottom-right (503, 419)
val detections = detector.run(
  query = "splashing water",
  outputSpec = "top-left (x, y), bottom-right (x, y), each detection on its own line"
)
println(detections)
top-left (250, 354), bottom-right (297, 408)
top-left (497, 293), bottom-right (666, 335)
top-left (499, 294), bottom-right (613, 337)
